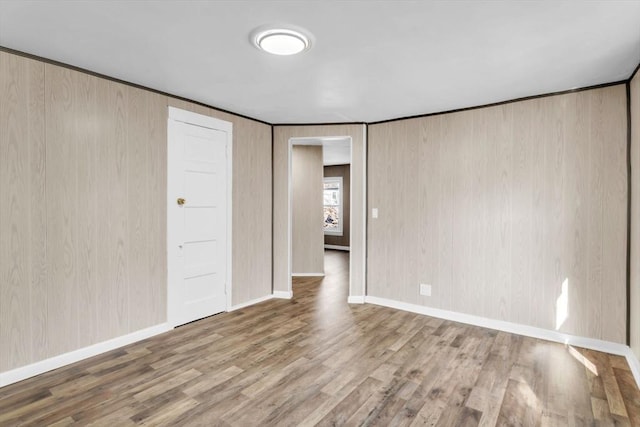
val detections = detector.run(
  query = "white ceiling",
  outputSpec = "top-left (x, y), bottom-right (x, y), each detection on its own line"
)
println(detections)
top-left (290, 137), bottom-right (352, 165)
top-left (1, 1), bottom-right (639, 124)
top-left (322, 139), bottom-right (351, 166)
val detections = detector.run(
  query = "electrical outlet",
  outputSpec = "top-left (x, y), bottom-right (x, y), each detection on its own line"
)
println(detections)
top-left (372, 208), bottom-right (378, 219)
top-left (420, 284), bottom-right (431, 296)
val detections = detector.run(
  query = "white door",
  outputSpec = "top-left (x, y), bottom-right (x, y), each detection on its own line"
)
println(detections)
top-left (167, 108), bottom-right (232, 327)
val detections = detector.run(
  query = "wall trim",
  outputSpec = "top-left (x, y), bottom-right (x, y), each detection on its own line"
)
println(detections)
top-left (273, 290), bottom-right (293, 299)
top-left (347, 296), bottom-right (365, 304)
top-left (292, 273), bottom-right (325, 277)
top-left (325, 244), bottom-right (350, 251)
top-left (627, 81), bottom-right (633, 345)
top-left (271, 125), bottom-right (275, 298)
top-left (2, 46), bottom-right (630, 130)
top-left (626, 349), bottom-right (640, 390)
top-left (630, 61), bottom-right (640, 83)
top-left (275, 121), bottom-right (367, 126)
top-left (0, 323), bottom-right (171, 388)
top-left (0, 46), bottom-right (270, 126)
top-left (368, 80), bottom-right (627, 126)
top-left (362, 124), bottom-right (368, 298)
top-left (364, 295), bottom-right (640, 388)
top-left (228, 294), bottom-right (274, 312)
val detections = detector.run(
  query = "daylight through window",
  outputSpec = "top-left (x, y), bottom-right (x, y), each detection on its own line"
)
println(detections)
top-left (323, 177), bottom-right (343, 235)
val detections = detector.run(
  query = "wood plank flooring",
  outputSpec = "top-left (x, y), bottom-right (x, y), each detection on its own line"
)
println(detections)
top-left (1, 250), bottom-right (639, 426)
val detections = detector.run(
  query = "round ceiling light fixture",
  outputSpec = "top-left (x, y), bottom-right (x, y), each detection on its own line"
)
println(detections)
top-left (252, 26), bottom-right (312, 56)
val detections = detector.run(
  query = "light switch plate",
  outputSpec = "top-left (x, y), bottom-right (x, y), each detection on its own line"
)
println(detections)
top-left (420, 284), bottom-right (431, 296)
top-left (372, 208), bottom-right (378, 219)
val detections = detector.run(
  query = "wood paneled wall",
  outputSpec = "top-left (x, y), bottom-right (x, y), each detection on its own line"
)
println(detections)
top-left (0, 52), bottom-right (167, 372)
top-left (324, 164), bottom-right (351, 247)
top-left (0, 51), bottom-right (45, 372)
top-left (631, 71), bottom-right (640, 357)
top-left (368, 85), bottom-right (628, 344)
top-left (292, 146), bottom-right (324, 274)
top-left (274, 125), bottom-right (365, 298)
top-left (0, 50), bottom-right (272, 374)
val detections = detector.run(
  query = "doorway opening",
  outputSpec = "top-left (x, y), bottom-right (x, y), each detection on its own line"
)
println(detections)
top-left (288, 136), bottom-right (352, 298)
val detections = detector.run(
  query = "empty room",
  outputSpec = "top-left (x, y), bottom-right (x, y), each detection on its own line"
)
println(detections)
top-left (2, 1), bottom-right (640, 425)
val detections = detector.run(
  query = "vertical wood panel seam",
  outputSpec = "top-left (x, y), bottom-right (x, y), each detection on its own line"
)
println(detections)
top-left (627, 81), bottom-right (632, 346)
top-left (271, 125), bottom-right (274, 294)
top-left (27, 59), bottom-right (34, 364)
top-left (75, 71), bottom-right (80, 349)
top-left (364, 123), bottom-right (369, 297)
top-left (42, 63), bottom-right (48, 363)
top-left (125, 89), bottom-right (130, 334)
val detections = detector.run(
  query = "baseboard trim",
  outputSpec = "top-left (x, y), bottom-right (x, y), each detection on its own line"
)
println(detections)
top-left (324, 245), bottom-right (350, 251)
top-left (228, 294), bottom-right (274, 312)
top-left (624, 348), bottom-right (640, 389)
top-left (347, 295), bottom-right (365, 304)
top-left (364, 295), bottom-right (640, 388)
top-left (273, 290), bottom-right (293, 299)
top-left (0, 323), bottom-right (172, 388)
top-left (291, 273), bottom-right (325, 277)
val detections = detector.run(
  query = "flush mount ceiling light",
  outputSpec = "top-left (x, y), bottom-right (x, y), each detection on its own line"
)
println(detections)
top-left (251, 26), bottom-right (312, 56)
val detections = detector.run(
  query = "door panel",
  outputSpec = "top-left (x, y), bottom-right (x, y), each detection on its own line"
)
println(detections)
top-left (168, 111), bottom-right (231, 327)
top-left (184, 208), bottom-right (218, 241)
top-left (185, 172), bottom-right (220, 205)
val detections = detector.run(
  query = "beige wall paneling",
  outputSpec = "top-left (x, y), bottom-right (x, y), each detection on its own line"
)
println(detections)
top-left (127, 85), bottom-right (153, 332)
top-left (1, 50), bottom-right (171, 374)
top-left (73, 70), bottom-right (98, 349)
top-left (148, 92), bottom-right (168, 325)
top-left (1, 50), bottom-right (271, 376)
top-left (292, 146), bottom-right (324, 274)
top-left (273, 124), bottom-right (365, 298)
top-left (418, 116), bottom-right (442, 310)
top-left (127, 86), bottom-right (147, 332)
top-left (599, 86), bottom-right (628, 344)
top-left (631, 70), bottom-right (640, 359)
top-left (323, 164), bottom-right (350, 247)
top-left (366, 124), bottom-right (388, 301)
top-left (167, 99), bottom-right (272, 306)
top-left (273, 127), bottom-right (288, 293)
top-left (0, 52), bottom-right (45, 372)
top-left (369, 119), bottom-right (421, 304)
top-left (562, 92), bottom-right (588, 336)
top-left (45, 65), bottom-right (81, 357)
top-left (585, 91), bottom-right (605, 341)
top-left (450, 110), bottom-right (478, 317)
top-left (45, 68), bottom-right (168, 348)
top-left (95, 77), bottom-right (130, 340)
top-left (229, 117), bottom-right (272, 305)
top-left (540, 95), bottom-right (564, 333)
top-left (367, 85), bottom-right (627, 343)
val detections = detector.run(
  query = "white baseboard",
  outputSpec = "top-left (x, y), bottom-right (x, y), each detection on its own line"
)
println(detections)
top-left (364, 295), bottom-right (640, 388)
top-left (0, 323), bottom-right (171, 388)
top-left (273, 290), bottom-right (293, 299)
top-left (291, 273), bottom-right (325, 277)
top-left (347, 295), bottom-right (365, 304)
top-left (625, 348), bottom-right (640, 389)
top-left (228, 294), bottom-right (274, 312)
top-left (324, 245), bottom-right (350, 251)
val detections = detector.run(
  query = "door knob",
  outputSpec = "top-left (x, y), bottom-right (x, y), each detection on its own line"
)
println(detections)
top-left (177, 198), bottom-right (186, 206)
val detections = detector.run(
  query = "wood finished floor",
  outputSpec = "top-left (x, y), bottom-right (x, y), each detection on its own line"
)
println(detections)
top-left (1, 250), bottom-right (639, 426)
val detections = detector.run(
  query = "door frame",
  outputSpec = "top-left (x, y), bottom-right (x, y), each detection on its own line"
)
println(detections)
top-left (167, 106), bottom-right (233, 327)
top-left (287, 136), bottom-right (354, 296)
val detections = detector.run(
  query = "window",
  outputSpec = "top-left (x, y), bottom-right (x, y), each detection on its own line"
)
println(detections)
top-left (323, 177), bottom-right (343, 235)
